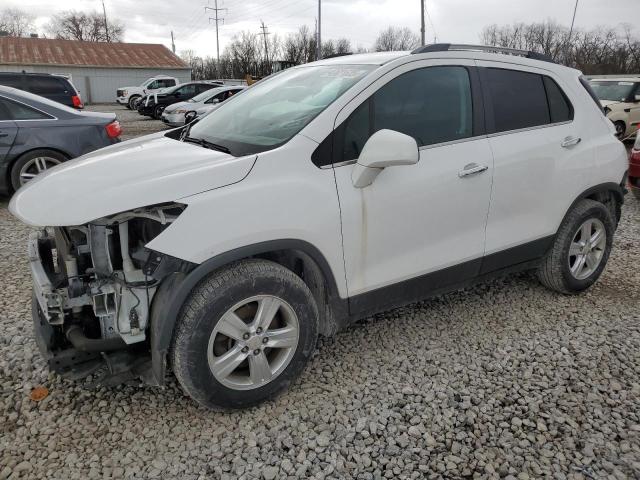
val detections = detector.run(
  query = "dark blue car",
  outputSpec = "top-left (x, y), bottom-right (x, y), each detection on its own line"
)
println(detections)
top-left (0, 86), bottom-right (121, 194)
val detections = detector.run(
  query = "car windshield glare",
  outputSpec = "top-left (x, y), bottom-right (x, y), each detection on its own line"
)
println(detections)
top-left (590, 81), bottom-right (636, 102)
top-left (187, 65), bottom-right (375, 156)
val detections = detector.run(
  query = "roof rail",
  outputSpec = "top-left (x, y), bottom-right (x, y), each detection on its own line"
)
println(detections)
top-left (411, 43), bottom-right (555, 63)
top-left (322, 52), bottom-right (353, 59)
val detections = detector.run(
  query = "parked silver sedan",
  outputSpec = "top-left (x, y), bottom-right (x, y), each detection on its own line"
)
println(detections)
top-left (161, 86), bottom-right (245, 127)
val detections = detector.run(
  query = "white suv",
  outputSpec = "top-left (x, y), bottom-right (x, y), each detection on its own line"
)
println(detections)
top-left (10, 45), bottom-right (628, 410)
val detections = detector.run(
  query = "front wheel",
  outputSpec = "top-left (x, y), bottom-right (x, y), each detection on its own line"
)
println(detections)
top-left (171, 259), bottom-right (319, 409)
top-left (537, 199), bottom-right (614, 294)
top-left (613, 121), bottom-right (626, 139)
top-left (128, 96), bottom-right (140, 110)
top-left (153, 104), bottom-right (165, 119)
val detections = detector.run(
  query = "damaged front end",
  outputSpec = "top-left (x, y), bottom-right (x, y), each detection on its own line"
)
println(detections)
top-left (29, 203), bottom-right (194, 385)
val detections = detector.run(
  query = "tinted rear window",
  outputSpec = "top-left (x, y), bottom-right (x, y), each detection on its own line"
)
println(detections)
top-left (543, 76), bottom-right (573, 123)
top-left (26, 76), bottom-right (70, 95)
top-left (485, 68), bottom-right (550, 132)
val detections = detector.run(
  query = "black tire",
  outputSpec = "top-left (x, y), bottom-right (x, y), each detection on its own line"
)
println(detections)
top-left (153, 104), bottom-right (165, 120)
top-left (613, 121), bottom-right (626, 139)
top-left (171, 259), bottom-right (319, 410)
top-left (537, 199), bottom-right (614, 294)
top-left (127, 96), bottom-right (140, 110)
top-left (10, 149), bottom-right (68, 191)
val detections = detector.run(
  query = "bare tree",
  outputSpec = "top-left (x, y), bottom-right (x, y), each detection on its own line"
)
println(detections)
top-left (374, 26), bottom-right (420, 52)
top-left (480, 21), bottom-right (640, 74)
top-left (47, 10), bottom-right (124, 42)
top-left (0, 8), bottom-right (35, 37)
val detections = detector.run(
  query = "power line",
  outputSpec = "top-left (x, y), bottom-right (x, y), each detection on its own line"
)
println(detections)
top-left (205, 0), bottom-right (227, 61)
top-left (424, 0), bottom-right (437, 43)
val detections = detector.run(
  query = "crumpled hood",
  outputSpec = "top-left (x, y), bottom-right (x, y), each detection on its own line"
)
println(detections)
top-left (9, 134), bottom-right (256, 227)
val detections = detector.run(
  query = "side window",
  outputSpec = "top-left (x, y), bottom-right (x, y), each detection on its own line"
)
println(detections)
top-left (162, 79), bottom-right (176, 88)
top-left (340, 66), bottom-right (473, 162)
top-left (179, 84), bottom-right (196, 96)
top-left (0, 75), bottom-right (24, 89)
top-left (0, 99), bottom-right (12, 120)
top-left (485, 68), bottom-right (549, 132)
top-left (147, 80), bottom-right (160, 89)
top-left (26, 76), bottom-right (68, 95)
top-left (3, 98), bottom-right (51, 120)
top-left (543, 77), bottom-right (573, 123)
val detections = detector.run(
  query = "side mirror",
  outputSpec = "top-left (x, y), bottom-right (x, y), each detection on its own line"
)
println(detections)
top-left (351, 129), bottom-right (419, 188)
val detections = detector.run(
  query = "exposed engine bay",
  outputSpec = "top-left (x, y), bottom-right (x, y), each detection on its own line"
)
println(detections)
top-left (29, 203), bottom-right (193, 384)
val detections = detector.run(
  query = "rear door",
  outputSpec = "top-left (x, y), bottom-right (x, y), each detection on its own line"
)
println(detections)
top-left (0, 97), bottom-right (19, 165)
top-left (25, 76), bottom-right (73, 107)
top-left (476, 62), bottom-right (593, 272)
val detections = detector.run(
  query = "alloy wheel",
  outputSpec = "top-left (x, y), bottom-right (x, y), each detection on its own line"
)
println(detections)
top-left (19, 156), bottom-right (62, 186)
top-left (568, 218), bottom-right (607, 280)
top-left (207, 295), bottom-right (300, 390)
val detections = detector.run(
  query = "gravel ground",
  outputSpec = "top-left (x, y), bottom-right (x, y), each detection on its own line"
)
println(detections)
top-left (1, 108), bottom-right (639, 479)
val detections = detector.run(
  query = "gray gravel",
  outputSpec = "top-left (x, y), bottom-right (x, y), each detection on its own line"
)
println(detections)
top-left (1, 111), bottom-right (639, 479)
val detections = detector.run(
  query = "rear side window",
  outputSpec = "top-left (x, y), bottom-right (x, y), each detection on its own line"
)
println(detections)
top-left (485, 68), bottom-right (549, 132)
top-left (0, 74), bottom-right (24, 89)
top-left (160, 79), bottom-right (176, 88)
top-left (1, 97), bottom-right (52, 120)
top-left (543, 77), bottom-right (573, 123)
top-left (26, 76), bottom-right (69, 95)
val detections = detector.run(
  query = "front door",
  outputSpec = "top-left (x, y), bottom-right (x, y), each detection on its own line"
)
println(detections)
top-left (0, 98), bottom-right (18, 163)
top-left (331, 61), bottom-right (494, 315)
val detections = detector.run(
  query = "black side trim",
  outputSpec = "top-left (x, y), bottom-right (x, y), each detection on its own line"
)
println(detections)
top-left (149, 239), bottom-right (346, 384)
top-left (348, 258), bottom-right (482, 319)
top-left (480, 235), bottom-right (554, 275)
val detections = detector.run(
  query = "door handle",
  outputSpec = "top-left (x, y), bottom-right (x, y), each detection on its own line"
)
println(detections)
top-left (458, 163), bottom-right (488, 178)
top-left (561, 136), bottom-right (581, 148)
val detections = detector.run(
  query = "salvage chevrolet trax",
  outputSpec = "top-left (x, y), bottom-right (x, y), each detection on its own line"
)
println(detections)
top-left (9, 45), bottom-right (628, 410)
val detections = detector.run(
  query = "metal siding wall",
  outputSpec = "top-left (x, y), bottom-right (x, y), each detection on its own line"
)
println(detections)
top-left (0, 65), bottom-right (191, 103)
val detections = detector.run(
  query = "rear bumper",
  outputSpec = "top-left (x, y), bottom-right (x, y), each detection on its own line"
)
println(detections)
top-left (629, 149), bottom-right (640, 181)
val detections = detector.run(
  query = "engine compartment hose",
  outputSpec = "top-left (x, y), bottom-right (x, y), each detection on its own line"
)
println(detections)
top-left (65, 325), bottom-right (127, 352)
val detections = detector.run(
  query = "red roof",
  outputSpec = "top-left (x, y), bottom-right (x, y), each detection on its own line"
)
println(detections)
top-left (0, 37), bottom-right (188, 69)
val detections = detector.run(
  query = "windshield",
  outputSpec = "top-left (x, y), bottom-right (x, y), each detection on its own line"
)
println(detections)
top-left (188, 65), bottom-right (375, 156)
top-left (590, 81), bottom-right (637, 102)
top-left (188, 87), bottom-right (226, 103)
top-left (140, 77), bottom-right (154, 87)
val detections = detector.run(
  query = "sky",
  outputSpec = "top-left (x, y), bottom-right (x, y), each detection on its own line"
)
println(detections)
top-left (7, 0), bottom-right (639, 57)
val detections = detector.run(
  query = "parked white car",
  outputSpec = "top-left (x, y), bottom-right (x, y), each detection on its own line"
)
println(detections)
top-left (10, 45), bottom-right (628, 410)
top-left (161, 85), bottom-right (245, 127)
top-left (116, 76), bottom-right (179, 110)
top-left (590, 77), bottom-right (640, 139)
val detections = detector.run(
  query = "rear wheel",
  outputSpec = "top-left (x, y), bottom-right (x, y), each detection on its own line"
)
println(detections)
top-left (171, 259), bottom-right (319, 410)
top-left (10, 149), bottom-right (67, 190)
top-left (613, 121), bottom-right (626, 139)
top-left (537, 199), bottom-right (614, 294)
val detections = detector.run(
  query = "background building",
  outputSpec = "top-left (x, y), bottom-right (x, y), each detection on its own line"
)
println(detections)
top-left (0, 36), bottom-right (191, 103)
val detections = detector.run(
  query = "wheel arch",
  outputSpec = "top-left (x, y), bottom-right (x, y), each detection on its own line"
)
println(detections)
top-left (149, 239), bottom-right (348, 385)
top-left (561, 181), bottom-right (625, 229)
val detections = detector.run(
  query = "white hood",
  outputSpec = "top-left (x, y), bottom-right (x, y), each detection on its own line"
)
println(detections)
top-left (164, 100), bottom-right (190, 113)
top-left (9, 134), bottom-right (256, 227)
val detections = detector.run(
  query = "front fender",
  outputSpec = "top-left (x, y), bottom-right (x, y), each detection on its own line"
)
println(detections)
top-left (149, 239), bottom-right (346, 385)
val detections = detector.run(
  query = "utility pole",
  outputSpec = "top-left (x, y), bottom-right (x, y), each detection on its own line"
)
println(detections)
top-left (171, 31), bottom-right (175, 54)
top-left (205, 0), bottom-right (226, 61)
top-left (316, 0), bottom-right (321, 60)
top-left (420, 0), bottom-right (425, 46)
top-left (259, 21), bottom-right (270, 70)
top-left (101, 0), bottom-right (110, 42)
top-left (566, 0), bottom-right (579, 60)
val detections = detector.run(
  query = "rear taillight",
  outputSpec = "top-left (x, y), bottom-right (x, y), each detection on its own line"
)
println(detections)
top-left (72, 95), bottom-right (83, 109)
top-left (105, 121), bottom-right (122, 139)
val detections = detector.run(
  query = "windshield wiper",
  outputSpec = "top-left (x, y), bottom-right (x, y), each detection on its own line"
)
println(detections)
top-left (182, 135), bottom-right (231, 154)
